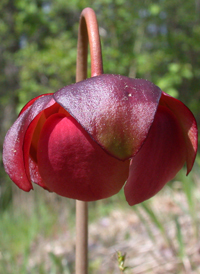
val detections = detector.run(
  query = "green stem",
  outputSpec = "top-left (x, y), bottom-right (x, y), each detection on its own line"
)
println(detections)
top-left (75, 7), bottom-right (103, 274)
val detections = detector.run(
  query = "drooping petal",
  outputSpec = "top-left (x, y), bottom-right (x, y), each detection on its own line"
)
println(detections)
top-left (37, 113), bottom-right (130, 201)
top-left (159, 92), bottom-right (198, 174)
top-left (54, 74), bottom-right (162, 160)
top-left (124, 105), bottom-right (187, 206)
top-left (3, 94), bottom-right (54, 191)
top-left (19, 93), bottom-right (53, 116)
top-left (23, 100), bottom-right (60, 189)
top-left (28, 158), bottom-right (48, 189)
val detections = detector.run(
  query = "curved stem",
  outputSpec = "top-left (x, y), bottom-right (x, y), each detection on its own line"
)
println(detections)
top-left (75, 7), bottom-right (103, 274)
top-left (76, 7), bottom-right (103, 82)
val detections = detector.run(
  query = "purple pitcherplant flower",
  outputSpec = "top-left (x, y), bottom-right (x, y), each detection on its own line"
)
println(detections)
top-left (3, 74), bottom-right (198, 205)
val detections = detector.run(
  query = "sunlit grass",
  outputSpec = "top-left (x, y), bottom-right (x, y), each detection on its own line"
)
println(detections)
top-left (0, 195), bottom-right (59, 274)
top-left (0, 164), bottom-right (199, 273)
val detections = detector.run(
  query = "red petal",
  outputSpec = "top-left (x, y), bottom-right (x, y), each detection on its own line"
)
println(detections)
top-left (160, 92), bottom-right (198, 174)
top-left (124, 105), bottom-right (187, 206)
top-left (37, 113), bottom-right (130, 201)
top-left (29, 158), bottom-right (48, 189)
top-left (19, 93), bottom-right (53, 116)
top-left (54, 74), bottom-right (161, 160)
top-left (3, 94), bottom-right (54, 191)
top-left (3, 109), bottom-right (33, 191)
top-left (23, 100), bottom-right (60, 188)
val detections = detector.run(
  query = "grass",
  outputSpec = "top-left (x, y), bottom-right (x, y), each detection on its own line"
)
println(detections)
top-left (0, 165), bottom-right (199, 273)
top-left (0, 199), bottom-right (58, 274)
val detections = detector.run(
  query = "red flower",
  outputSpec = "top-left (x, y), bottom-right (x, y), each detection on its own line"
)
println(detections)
top-left (3, 74), bottom-right (198, 205)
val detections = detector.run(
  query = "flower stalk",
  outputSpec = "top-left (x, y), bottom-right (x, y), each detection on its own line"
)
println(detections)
top-left (75, 7), bottom-right (103, 274)
top-left (76, 7), bottom-right (103, 82)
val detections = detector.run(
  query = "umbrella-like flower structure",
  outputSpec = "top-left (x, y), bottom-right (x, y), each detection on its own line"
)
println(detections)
top-left (3, 74), bottom-right (198, 206)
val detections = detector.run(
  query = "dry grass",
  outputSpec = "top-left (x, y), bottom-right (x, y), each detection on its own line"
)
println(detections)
top-left (22, 176), bottom-right (200, 274)
top-left (1, 167), bottom-right (200, 274)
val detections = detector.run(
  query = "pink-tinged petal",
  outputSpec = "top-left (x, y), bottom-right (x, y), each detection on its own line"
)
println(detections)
top-left (3, 94), bottom-right (54, 191)
top-left (37, 113), bottom-right (130, 201)
top-left (19, 93), bottom-right (53, 116)
top-left (23, 100), bottom-right (61, 189)
top-left (124, 105), bottom-right (187, 206)
top-left (54, 74), bottom-right (162, 160)
top-left (160, 92), bottom-right (198, 174)
top-left (29, 158), bottom-right (48, 189)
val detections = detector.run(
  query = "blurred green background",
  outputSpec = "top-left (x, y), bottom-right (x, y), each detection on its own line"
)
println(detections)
top-left (0, 0), bottom-right (200, 273)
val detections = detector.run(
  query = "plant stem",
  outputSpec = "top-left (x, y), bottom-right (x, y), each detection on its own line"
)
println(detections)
top-left (76, 7), bottom-right (103, 82)
top-left (75, 7), bottom-right (103, 274)
top-left (75, 200), bottom-right (88, 274)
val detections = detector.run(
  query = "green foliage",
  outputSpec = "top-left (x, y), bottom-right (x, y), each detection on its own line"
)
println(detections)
top-left (48, 252), bottom-right (71, 274)
top-left (1, 0), bottom-right (200, 112)
top-left (16, 32), bottom-right (77, 111)
top-left (0, 200), bottom-right (57, 274)
top-left (117, 251), bottom-right (129, 272)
